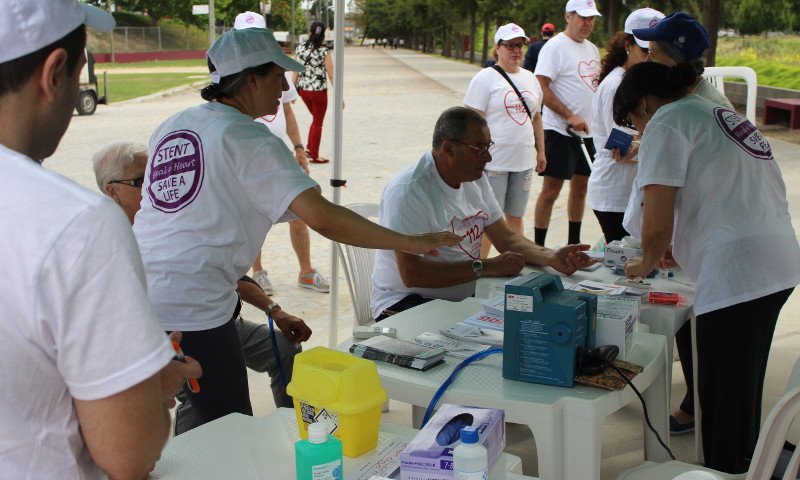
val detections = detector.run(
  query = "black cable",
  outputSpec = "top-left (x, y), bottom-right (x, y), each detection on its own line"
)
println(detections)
top-left (604, 359), bottom-right (675, 460)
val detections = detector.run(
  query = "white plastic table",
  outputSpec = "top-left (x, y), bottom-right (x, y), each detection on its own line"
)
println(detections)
top-left (476, 265), bottom-right (695, 382)
top-left (340, 298), bottom-right (671, 480)
top-left (151, 407), bottom-right (534, 480)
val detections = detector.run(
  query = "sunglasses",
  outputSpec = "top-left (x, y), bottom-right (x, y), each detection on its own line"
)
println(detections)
top-left (110, 176), bottom-right (145, 188)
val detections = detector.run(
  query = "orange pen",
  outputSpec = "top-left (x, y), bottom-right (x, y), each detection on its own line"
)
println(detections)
top-left (172, 341), bottom-right (200, 393)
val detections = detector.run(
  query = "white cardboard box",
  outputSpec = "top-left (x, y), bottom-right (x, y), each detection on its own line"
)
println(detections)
top-left (595, 295), bottom-right (640, 360)
top-left (603, 240), bottom-right (643, 267)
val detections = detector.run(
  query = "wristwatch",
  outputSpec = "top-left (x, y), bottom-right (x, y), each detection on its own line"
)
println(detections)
top-left (267, 301), bottom-right (280, 313)
top-left (471, 259), bottom-right (483, 279)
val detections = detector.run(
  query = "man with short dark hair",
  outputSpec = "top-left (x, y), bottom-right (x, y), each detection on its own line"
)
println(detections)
top-left (533, 0), bottom-right (601, 247)
top-left (370, 107), bottom-right (595, 320)
top-left (523, 23), bottom-right (555, 73)
top-left (0, 1), bottom-right (200, 478)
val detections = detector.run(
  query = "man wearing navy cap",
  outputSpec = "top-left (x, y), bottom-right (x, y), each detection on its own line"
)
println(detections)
top-left (0, 0), bottom-right (200, 478)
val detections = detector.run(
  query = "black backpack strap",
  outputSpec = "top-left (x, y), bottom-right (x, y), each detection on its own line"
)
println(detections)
top-left (492, 64), bottom-right (532, 119)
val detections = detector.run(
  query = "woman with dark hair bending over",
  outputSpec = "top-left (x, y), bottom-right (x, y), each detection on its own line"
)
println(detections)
top-left (587, 8), bottom-right (663, 243)
top-left (133, 28), bottom-right (460, 432)
top-left (615, 61), bottom-right (799, 473)
top-left (293, 21), bottom-right (335, 163)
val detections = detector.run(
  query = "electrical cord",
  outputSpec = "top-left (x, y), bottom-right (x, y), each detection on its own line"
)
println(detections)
top-left (267, 312), bottom-right (289, 388)
top-left (578, 349), bottom-right (675, 460)
top-left (421, 348), bottom-right (503, 428)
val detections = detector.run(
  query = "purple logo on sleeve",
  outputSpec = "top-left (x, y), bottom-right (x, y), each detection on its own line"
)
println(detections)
top-left (714, 108), bottom-right (773, 161)
top-left (148, 130), bottom-right (205, 213)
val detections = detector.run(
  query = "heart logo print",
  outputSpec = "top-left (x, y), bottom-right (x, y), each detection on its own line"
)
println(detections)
top-left (578, 60), bottom-right (600, 92)
top-left (504, 90), bottom-right (533, 125)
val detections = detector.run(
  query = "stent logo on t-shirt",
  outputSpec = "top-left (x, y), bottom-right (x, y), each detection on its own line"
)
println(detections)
top-left (578, 60), bottom-right (600, 92)
top-left (451, 211), bottom-right (490, 260)
top-left (504, 90), bottom-right (533, 125)
top-left (148, 130), bottom-right (205, 213)
top-left (714, 107), bottom-right (773, 161)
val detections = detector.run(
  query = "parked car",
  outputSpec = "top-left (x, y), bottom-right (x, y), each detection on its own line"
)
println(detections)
top-left (76, 49), bottom-right (107, 115)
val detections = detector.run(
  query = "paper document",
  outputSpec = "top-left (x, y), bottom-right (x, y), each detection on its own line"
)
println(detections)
top-left (440, 323), bottom-right (503, 347)
top-left (411, 332), bottom-right (490, 358)
top-left (463, 312), bottom-right (505, 331)
top-left (347, 439), bottom-right (409, 480)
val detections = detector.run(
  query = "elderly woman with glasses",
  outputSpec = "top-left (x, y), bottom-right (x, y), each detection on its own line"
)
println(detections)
top-left (92, 141), bottom-right (147, 225)
top-left (464, 23), bottom-right (546, 258)
top-left (131, 28), bottom-right (461, 432)
top-left (614, 61), bottom-right (799, 473)
top-left (586, 8), bottom-right (664, 243)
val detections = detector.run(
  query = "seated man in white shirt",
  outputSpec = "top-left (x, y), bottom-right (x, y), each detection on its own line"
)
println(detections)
top-left (371, 107), bottom-right (596, 321)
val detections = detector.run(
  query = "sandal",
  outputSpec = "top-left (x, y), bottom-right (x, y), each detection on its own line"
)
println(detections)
top-left (309, 157), bottom-right (330, 164)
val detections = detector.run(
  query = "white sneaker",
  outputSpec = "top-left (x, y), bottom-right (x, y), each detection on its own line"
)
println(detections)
top-left (253, 270), bottom-right (274, 295)
top-left (298, 269), bottom-right (330, 293)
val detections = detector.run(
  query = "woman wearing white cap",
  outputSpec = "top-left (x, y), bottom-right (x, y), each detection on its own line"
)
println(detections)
top-left (587, 8), bottom-right (664, 243)
top-left (133, 28), bottom-right (461, 431)
top-left (464, 23), bottom-right (545, 258)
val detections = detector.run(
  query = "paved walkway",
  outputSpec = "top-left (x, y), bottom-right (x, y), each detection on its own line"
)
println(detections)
top-left (49, 45), bottom-right (800, 479)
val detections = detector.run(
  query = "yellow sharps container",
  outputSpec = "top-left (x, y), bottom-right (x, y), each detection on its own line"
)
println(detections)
top-left (286, 346), bottom-right (388, 457)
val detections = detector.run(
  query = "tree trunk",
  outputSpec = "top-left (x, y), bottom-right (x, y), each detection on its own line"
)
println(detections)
top-left (443, 22), bottom-right (452, 58)
top-left (481, 16), bottom-right (489, 65)
top-left (469, 9), bottom-right (476, 64)
top-left (607, 0), bottom-right (621, 37)
top-left (702, 0), bottom-right (721, 67)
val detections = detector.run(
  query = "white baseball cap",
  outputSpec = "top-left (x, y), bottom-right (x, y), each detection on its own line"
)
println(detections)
top-left (494, 23), bottom-right (528, 44)
top-left (565, 0), bottom-right (602, 17)
top-left (0, 0), bottom-right (115, 64)
top-left (234, 11), bottom-right (267, 30)
top-left (624, 8), bottom-right (665, 48)
top-left (207, 28), bottom-right (304, 84)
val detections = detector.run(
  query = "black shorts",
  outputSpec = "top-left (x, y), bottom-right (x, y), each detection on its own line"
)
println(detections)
top-left (539, 129), bottom-right (595, 180)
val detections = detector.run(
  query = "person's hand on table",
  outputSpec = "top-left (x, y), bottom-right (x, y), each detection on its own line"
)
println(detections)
top-left (483, 251), bottom-right (525, 277)
top-left (658, 245), bottom-right (679, 269)
top-left (405, 232), bottom-right (463, 257)
top-left (548, 244), bottom-right (596, 275)
top-left (270, 308), bottom-right (313, 343)
top-left (624, 256), bottom-right (652, 279)
top-left (160, 331), bottom-right (202, 409)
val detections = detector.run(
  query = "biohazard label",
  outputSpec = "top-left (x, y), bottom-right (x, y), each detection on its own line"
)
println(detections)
top-left (148, 129), bottom-right (204, 212)
top-left (298, 400), bottom-right (340, 434)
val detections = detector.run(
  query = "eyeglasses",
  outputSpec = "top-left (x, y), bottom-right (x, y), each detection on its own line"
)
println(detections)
top-left (498, 42), bottom-right (526, 51)
top-left (452, 139), bottom-right (495, 155)
top-left (619, 117), bottom-right (636, 130)
top-left (109, 176), bottom-right (145, 188)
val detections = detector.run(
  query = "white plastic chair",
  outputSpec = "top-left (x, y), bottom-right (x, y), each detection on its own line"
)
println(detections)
top-left (615, 355), bottom-right (800, 480)
top-left (334, 202), bottom-right (379, 327)
top-left (702, 66), bottom-right (758, 123)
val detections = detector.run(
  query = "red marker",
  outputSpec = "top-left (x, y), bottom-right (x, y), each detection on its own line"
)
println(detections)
top-left (172, 341), bottom-right (200, 393)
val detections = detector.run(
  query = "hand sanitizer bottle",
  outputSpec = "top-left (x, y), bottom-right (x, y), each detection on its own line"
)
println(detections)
top-left (295, 422), bottom-right (343, 480)
top-left (453, 426), bottom-right (488, 480)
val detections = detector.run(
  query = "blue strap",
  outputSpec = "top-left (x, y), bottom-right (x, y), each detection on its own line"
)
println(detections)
top-left (267, 313), bottom-right (289, 387)
top-left (421, 348), bottom-right (503, 428)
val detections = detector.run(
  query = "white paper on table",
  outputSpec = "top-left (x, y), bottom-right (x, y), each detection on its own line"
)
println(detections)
top-left (411, 332), bottom-right (491, 357)
top-left (463, 311), bottom-right (504, 331)
top-left (347, 439), bottom-right (409, 480)
top-left (440, 323), bottom-right (503, 347)
top-left (481, 295), bottom-right (505, 316)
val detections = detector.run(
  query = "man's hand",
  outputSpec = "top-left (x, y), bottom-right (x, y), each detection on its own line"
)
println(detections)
top-left (160, 332), bottom-right (202, 409)
top-left (295, 148), bottom-right (309, 174)
top-left (405, 232), bottom-right (463, 257)
top-left (548, 244), bottom-right (596, 275)
top-left (270, 308), bottom-right (313, 344)
top-left (567, 114), bottom-right (589, 135)
top-left (624, 256), bottom-right (651, 279)
top-left (483, 251), bottom-right (526, 277)
top-left (610, 141), bottom-right (639, 164)
top-left (658, 245), bottom-right (679, 269)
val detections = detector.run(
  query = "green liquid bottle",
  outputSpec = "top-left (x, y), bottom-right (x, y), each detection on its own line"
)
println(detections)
top-left (295, 422), bottom-right (343, 480)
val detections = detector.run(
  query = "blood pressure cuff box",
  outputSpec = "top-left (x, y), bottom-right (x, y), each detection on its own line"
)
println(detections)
top-left (400, 404), bottom-right (505, 480)
top-left (603, 240), bottom-right (643, 267)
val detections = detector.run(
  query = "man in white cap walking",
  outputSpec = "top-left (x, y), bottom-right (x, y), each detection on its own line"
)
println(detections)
top-left (0, 0), bottom-right (201, 478)
top-left (533, 0), bottom-right (602, 247)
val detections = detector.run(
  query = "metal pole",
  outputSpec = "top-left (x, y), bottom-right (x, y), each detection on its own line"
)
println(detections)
top-left (108, 1), bottom-right (115, 62)
top-left (291, 0), bottom-right (296, 51)
top-left (208, 0), bottom-right (216, 47)
top-left (327, 0), bottom-right (345, 348)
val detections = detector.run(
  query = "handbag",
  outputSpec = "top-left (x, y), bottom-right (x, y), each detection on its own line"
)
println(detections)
top-left (491, 64), bottom-right (532, 119)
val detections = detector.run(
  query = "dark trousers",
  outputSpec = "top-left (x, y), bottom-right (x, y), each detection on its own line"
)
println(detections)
top-left (298, 89), bottom-right (328, 159)
top-left (694, 288), bottom-right (793, 473)
top-left (375, 294), bottom-right (434, 322)
top-left (592, 210), bottom-right (629, 243)
top-left (173, 316), bottom-right (252, 435)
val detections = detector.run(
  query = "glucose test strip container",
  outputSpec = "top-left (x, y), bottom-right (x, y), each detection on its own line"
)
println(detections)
top-left (287, 346), bottom-right (387, 457)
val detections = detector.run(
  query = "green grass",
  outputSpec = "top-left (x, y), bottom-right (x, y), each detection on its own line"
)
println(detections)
top-left (716, 36), bottom-right (800, 90)
top-left (97, 58), bottom-right (208, 69)
top-left (100, 73), bottom-right (208, 103)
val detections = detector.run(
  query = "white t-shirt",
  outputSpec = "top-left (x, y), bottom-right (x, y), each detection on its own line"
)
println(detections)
top-left (134, 101), bottom-right (318, 331)
top-left (635, 95), bottom-right (800, 314)
top-left (463, 67), bottom-right (543, 172)
top-left (535, 32), bottom-right (600, 136)
top-left (255, 73), bottom-right (299, 140)
top-left (370, 151), bottom-right (503, 318)
top-left (0, 145), bottom-right (172, 479)
top-left (588, 67), bottom-right (638, 212)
